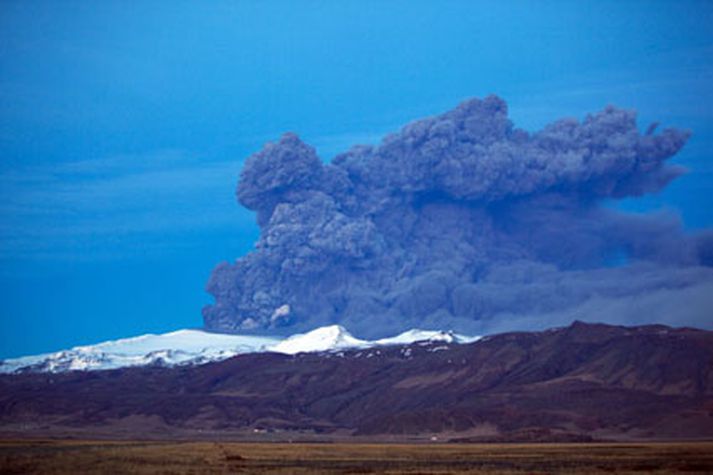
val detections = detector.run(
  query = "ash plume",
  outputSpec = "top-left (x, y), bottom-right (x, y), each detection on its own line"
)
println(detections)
top-left (203, 96), bottom-right (713, 337)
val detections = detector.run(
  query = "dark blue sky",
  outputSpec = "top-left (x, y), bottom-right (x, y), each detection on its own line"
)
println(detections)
top-left (1, 1), bottom-right (712, 358)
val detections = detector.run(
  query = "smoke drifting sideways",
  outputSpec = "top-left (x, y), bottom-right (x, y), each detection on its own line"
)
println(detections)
top-left (203, 96), bottom-right (713, 337)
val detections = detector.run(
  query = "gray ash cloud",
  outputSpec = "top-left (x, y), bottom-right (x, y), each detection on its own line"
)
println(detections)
top-left (203, 96), bottom-right (713, 336)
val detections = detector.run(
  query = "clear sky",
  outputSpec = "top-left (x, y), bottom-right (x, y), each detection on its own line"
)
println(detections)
top-left (1, 0), bottom-right (712, 358)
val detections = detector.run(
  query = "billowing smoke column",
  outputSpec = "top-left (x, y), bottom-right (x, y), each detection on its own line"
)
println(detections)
top-left (204, 96), bottom-right (713, 337)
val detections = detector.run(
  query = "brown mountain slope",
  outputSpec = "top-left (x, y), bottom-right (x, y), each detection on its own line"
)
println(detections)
top-left (1, 321), bottom-right (712, 441)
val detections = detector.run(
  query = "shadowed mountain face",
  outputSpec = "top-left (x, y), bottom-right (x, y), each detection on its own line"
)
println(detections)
top-left (2, 322), bottom-right (712, 441)
top-left (202, 96), bottom-right (713, 338)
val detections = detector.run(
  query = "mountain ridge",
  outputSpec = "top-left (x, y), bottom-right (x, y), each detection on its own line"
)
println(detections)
top-left (0, 325), bottom-right (478, 374)
top-left (1, 321), bottom-right (711, 442)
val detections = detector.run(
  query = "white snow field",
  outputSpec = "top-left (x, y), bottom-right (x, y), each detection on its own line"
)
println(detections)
top-left (0, 325), bottom-right (479, 374)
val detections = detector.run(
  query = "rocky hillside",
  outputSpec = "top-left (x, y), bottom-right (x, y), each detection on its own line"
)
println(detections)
top-left (1, 321), bottom-right (712, 442)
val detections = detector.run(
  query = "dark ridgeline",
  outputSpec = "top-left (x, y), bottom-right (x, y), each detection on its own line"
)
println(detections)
top-left (2, 321), bottom-right (712, 441)
top-left (202, 96), bottom-right (713, 338)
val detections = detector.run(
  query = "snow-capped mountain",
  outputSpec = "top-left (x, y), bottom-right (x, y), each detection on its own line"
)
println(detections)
top-left (0, 330), bottom-right (280, 374)
top-left (269, 325), bottom-right (369, 354)
top-left (3, 322), bottom-right (712, 442)
top-left (0, 325), bottom-right (480, 374)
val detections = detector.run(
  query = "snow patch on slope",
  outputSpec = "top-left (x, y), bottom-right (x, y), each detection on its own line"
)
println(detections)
top-left (375, 329), bottom-right (479, 346)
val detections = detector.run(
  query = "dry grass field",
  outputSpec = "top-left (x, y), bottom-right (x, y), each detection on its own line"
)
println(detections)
top-left (1, 440), bottom-right (712, 474)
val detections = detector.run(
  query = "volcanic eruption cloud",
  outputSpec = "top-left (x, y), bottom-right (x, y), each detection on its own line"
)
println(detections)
top-left (203, 96), bottom-right (713, 337)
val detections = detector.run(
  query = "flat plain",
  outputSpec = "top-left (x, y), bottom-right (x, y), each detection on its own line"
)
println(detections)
top-left (1, 440), bottom-right (712, 474)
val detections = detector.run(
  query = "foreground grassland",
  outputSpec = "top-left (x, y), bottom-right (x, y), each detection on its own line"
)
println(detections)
top-left (1, 440), bottom-right (712, 474)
